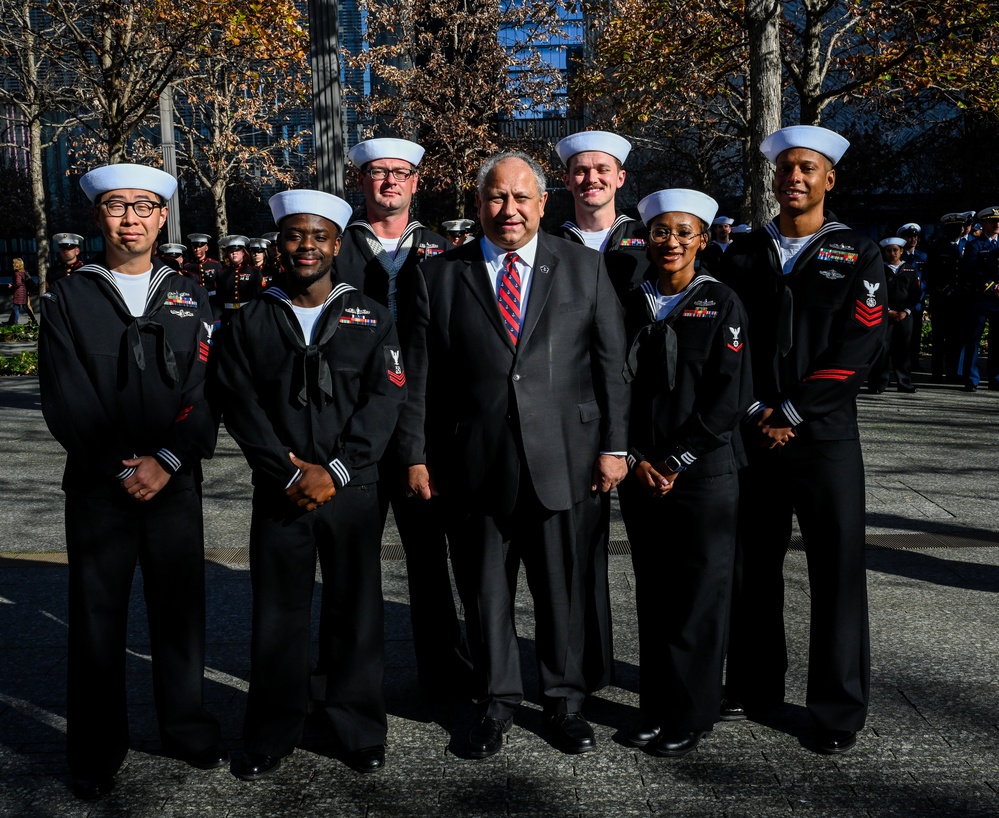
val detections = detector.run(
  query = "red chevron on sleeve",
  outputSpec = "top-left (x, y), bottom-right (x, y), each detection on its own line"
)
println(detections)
top-left (854, 300), bottom-right (883, 327)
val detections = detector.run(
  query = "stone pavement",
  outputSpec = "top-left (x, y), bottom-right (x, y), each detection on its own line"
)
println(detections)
top-left (0, 373), bottom-right (997, 817)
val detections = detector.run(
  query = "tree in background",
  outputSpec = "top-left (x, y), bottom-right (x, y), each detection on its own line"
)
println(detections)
top-left (172, 0), bottom-right (312, 237)
top-left (344, 0), bottom-right (576, 216)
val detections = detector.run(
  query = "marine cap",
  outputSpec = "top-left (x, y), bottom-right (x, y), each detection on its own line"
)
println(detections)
top-left (219, 235), bottom-right (248, 249)
top-left (637, 188), bottom-right (718, 227)
top-left (555, 131), bottom-right (632, 167)
top-left (187, 233), bottom-right (212, 244)
top-left (80, 163), bottom-right (177, 202)
top-left (760, 125), bottom-right (849, 166)
top-left (52, 232), bottom-right (84, 247)
top-left (158, 243), bottom-right (186, 255)
top-left (442, 219), bottom-right (475, 233)
top-left (268, 190), bottom-right (353, 233)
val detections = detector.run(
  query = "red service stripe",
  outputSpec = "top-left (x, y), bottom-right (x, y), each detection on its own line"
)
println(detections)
top-left (812, 368), bottom-right (855, 376)
top-left (803, 373), bottom-right (849, 381)
top-left (388, 371), bottom-right (406, 387)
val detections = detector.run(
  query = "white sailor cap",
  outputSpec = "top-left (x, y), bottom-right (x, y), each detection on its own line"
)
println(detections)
top-left (187, 233), bottom-right (212, 244)
top-left (963, 210), bottom-right (977, 220)
top-left (158, 243), bottom-right (186, 255)
top-left (80, 163), bottom-right (177, 202)
top-left (554, 131), bottom-right (632, 167)
top-left (268, 190), bottom-right (353, 232)
top-left (975, 205), bottom-right (999, 221)
top-left (711, 216), bottom-right (734, 226)
top-left (219, 235), bottom-right (248, 249)
top-left (52, 232), bottom-right (84, 247)
top-left (760, 125), bottom-right (850, 166)
top-left (248, 238), bottom-right (270, 251)
top-left (637, 188), bottom-right (718, 227)
top-left (940, 213), bottom-right (967, 226)
top-left (262, 231), bottom-right (280, 243)
top-left (896, 222), bottom-right (921, 235)
top-left (879, 237), bottom-right (906, 248)
top-left (442, 219), bottom-right (475, 233)
top-left (731, 224), bottom-right (752, 234)
top-left (347, 138), bottom-right (424, 169)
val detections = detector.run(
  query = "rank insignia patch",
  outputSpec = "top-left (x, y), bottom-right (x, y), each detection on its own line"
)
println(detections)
top-left (817, 247), bottom-right (859, 265)
top-left (384, 346), bottom-right (406, 387)
top-left (854, 280), bottom-right (883, 327)
top-left (725, 325), bottom-right (744, 352)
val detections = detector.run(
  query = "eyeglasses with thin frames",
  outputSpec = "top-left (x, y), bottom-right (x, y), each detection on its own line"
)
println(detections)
top-left (649, 227), bottom-right (705, 246)
top-left (100, 200), bottom-right (163, 218)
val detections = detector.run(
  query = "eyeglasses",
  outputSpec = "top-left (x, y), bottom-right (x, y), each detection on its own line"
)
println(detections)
top-left (649, 227), bottom-right (704, 246)
top-left (365, 167), bottom-right (415, 182)
top-left (100, 200), bottom-right (163, 218)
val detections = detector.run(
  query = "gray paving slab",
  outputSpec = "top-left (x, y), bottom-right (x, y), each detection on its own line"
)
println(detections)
top-left (0, 373), bottom-right (997, 816)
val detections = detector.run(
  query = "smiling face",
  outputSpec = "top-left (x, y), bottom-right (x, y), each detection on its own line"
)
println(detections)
top-left (773, 148), bottom-right (835, 219)
top-left (648, 212), bottom-right (707, 283)
top-left (477, 157), bottom-right (548, 251)
top-left (93, 188), bottom-right (167, 268)
top-left (279, 213), bottom-right (341, 288)
top-left (359, 159), bottom-right (419, 219)
top-left (564, 151), bottom-right (625, 214)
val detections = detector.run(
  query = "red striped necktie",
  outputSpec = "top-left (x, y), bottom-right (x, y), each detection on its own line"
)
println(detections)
top-left (498, 252), bottom-right (522, 345)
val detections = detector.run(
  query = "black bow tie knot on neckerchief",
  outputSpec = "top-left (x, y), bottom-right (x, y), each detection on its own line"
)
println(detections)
top-left (126, 316), bottom-right (179, 387)
top-left (624, 321), bottom-right (678, 392)
top-left (294, 343), bottom-right (335, 408)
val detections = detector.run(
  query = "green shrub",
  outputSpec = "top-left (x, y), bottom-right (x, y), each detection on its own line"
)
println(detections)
top-left (0, 323), bottom-right (39, 342)
top-left (0, 351), bottom-right (38, 375)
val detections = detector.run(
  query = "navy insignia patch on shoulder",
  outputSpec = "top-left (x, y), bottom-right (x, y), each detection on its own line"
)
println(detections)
top-left (725, 325), bottom-right (744, 352)
top-left (384, 346), bottom-right (406, 387)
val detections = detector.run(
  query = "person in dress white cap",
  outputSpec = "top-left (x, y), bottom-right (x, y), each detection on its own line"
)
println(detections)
top-left (893, 223), bottom-right (927, 367)
top-left (867, 238), bottom-right (920, 394)
top-left (551, 129), bottom-right (645, 696)
top-left (618, 188), bottom-right (752, 758)
top-left (49, 232), bottom-right (86, 289)
top-left (216, 189), bottom-right (406, 780)
top-left (719, 126), bottom-right (886, 756)
top-left (700, 215), bottom-right (736, 273)
top-left (441, 218), bottom-right (476, 247)
top-left (334, 138), bottom-right (464, 700)
top-left (957, 205), bottom-right (999, 391)
top-left (553, 130), bottom-right (649, 307)
top-left (38, 163), bottom-right (224, 799)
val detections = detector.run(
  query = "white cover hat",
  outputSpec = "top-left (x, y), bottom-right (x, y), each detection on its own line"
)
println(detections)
top-left (975, 206), bottom-right (999, 221)
top-left (554, 131), bottom-right (632, 167)
top-left (347, 138), bottom-right (424, 168)
top-left (158, 243), bottom-right (186, 254)
top-left (80, 163), bottom-right (177, 202)
top-left (760, 126), bottom-right (850, 166)
top-left (187, 233), bottom-right (212, 243)
top-left (896, 222), bottom-right (921, 235)
top-left (219, 235), bottom-right (248, 249)
top-left (52, 232), bottom-right (85, 247)
top-left (269, 190), bottom-right (353, 232)
top-left (880, 237), bottom-right (906, 248)
top-left (711, 216), bottom-right (734, 226)
top-left (731, 223), bottom-right (752, 234)
top-left (637, 189), bottom-right (719, 227)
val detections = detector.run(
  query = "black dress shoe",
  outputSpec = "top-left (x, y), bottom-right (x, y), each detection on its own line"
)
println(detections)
top-left (719, 699), bottom-right (746, 721)
top-left (546, 712), bottom-right (596, 754)
top-left (170, 743), bottom-right (229, 770)
top-left (71, 775), bottom-right (115, 800)
top-left (817, 729), bottom-right (857, 755)
top-left (624, 723), bottom-right (661, 748)
top-left (344, 745), bottom-right (385, 773)
top-left (467, 716), bottom-right (511, 759)
top-left (897, 386), bottom-right (917, 393)
top-left (649, 731), bottom-right (704, 758)
top-left (233, 753), bottom-right (283, 781)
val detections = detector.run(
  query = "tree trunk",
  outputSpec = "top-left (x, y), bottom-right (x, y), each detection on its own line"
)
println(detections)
top-left (29, 119), bottom-right (50, 292)
top-left (746, 0), bottom-right (782, 227)
top-left (799, 0), bottom-right (826, 125)
top-left (213, 181), bottom-right (228, 239)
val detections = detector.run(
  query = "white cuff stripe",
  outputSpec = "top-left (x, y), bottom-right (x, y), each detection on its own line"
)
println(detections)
top-left (680, 451), bottom-right (697, 466)
top-left (116, 466), bottom-right (136, 481)
top-left (157, 448), bottom-right (181, 472)
top-left (329, 459), bottom-right (351, 486)
top-left (284, 468), bottom-right (302, 490)
top-left (782, 399), bottom-right (803, 426)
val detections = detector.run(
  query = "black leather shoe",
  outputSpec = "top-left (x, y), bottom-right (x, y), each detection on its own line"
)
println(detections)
top-left (719, 699), bottom-right (746, 721)
top-left (546, 712), bottom-right (596, 754)
top-left (467, 716), bottom-right (511, 759)
top-left (71, 775), bottom-right (115, 800)
top-left (171, 743), bottom-right (229, 770)
top-left (817, 729), bottom-right (857, 754)
top-left (233, 753), bottom-right (283, 781)
top-left (344, 745), bottom-right (385, 773)
top-left (897, 386), bottom-right (917, 393)
top-left (624, 723), bottom-right (661, 747)
top-left (649, 731), bottom-right (704, 758)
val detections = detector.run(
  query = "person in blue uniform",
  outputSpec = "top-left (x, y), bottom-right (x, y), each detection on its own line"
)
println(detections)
top-left (327, 138), bottom-right (465, 699)
top-left (867, 237), bottom-right (920, 393)
top-left (897, 223), bottom-right (927, 368)
top-left (215, 190), bottom-right (407, 780)
top-left (958, 205), bottom-right (999, 391)
top-left (720, 126), bottom-right (887, 755)
top-left (923, 213), bottom-right (973, 383)
top-left (39, 164), bottom-right (224, 800)
top-left (619, 189), bottom-right (752, 758)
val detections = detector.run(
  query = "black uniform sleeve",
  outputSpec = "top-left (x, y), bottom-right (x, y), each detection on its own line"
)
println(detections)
top-left (322, 318), bottom-right (407, 488)
top-left (214, 309), bottom-right (300, 488)
top-left (153, 296), bottom-right (218, 473)
top-left (39, 290), bottom-right (134, 479)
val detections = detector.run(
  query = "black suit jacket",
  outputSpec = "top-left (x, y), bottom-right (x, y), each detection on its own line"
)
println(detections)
top-left (396, 232), bottom-right (630, 517)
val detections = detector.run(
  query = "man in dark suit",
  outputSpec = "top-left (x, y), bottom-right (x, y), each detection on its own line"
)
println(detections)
top-left (396, 152), bottom-right (630, 758)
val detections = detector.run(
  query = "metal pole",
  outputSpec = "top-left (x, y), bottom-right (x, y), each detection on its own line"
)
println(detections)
top-left (309, 0), bottom-right (346, 196)
top-left (159, 85), bottom-right (182, 242)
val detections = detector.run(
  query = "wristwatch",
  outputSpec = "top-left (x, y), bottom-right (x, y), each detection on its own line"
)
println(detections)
top-left (664, 455), bottom-right (685, 474)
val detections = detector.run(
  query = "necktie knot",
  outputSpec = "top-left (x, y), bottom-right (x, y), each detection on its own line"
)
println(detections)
top-left (499, 253), bottom-right (523, 346)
